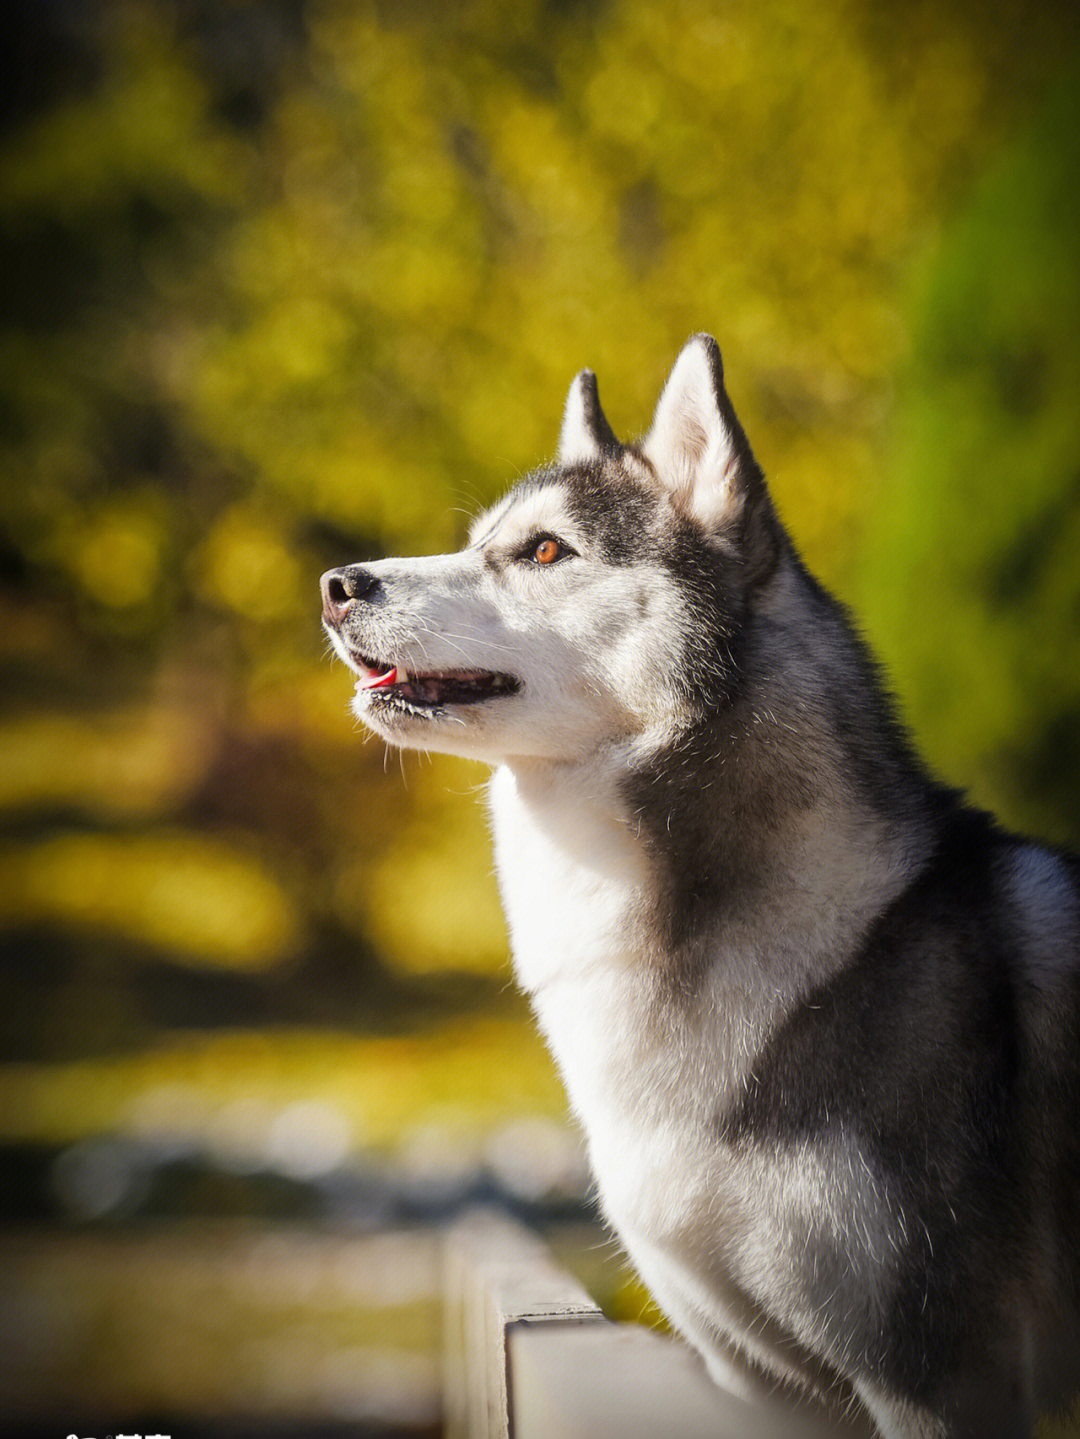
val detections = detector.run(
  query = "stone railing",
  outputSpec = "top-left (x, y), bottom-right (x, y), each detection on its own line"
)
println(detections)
top-left (443, 1208), bottom-right (876, 1439)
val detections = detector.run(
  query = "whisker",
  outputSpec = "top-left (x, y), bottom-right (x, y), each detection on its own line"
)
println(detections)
top-left (414, 624), bottom-right (518, 658)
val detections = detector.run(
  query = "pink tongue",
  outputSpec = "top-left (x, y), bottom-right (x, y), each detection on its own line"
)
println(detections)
top-left (358, 666), bottom-right (397, 690)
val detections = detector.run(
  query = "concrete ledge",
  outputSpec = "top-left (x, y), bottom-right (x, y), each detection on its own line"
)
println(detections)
top-left (444, 1208), bottom-right (605, 1439)
top-left (444, 1207), bottom-right (876, 1439)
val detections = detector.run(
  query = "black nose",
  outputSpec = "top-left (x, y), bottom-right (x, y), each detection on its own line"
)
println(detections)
top-left (320, 565), bottom-right (380, 625)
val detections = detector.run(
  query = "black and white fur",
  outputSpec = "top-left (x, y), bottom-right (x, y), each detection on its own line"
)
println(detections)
top-left (321, 336), bottom-right (1080, 1438)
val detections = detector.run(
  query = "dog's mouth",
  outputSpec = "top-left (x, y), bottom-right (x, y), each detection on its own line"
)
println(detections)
top-left (352, 653), bottom-right (519, 711)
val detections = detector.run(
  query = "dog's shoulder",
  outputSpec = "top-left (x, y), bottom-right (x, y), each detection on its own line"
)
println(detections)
top-left (717, 805), bottom-right (1080, 1153)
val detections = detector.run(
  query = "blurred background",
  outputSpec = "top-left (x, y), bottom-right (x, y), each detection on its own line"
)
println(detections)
top-left (1, 1), bottom-right (1079, 1434)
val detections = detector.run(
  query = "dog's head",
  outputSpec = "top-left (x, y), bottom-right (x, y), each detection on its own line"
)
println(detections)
top-left (321, 335), bottom-right (780, 762)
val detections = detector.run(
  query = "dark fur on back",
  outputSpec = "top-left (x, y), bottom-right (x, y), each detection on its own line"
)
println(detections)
top-left (717, 805), bottom-right (1079, 1401)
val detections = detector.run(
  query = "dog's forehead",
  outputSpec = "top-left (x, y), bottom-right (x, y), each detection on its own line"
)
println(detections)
top-left (468, 477), bottom-right (573, 548)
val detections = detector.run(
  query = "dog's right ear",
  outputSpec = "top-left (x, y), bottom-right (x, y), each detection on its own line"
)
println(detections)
top-left (559, 370), bottom-right (620, 466)
top-left (643, 335), bottom-right (778, 583)
top-left (642, 335), bottom-right (776, 580)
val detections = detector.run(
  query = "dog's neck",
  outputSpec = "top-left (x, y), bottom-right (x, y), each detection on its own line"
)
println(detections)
top-left (496, 696), bottom-right (932, 969)
top-left (489, 684), bottom-right (935, 1124)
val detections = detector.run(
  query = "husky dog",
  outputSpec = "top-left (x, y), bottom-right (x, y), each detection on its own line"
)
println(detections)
top-left (321, 336), bottom-right (1080, 1438)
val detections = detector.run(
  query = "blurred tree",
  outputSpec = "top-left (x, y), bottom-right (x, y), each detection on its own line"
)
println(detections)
top-left (0, 0), bottom-right (1077, 1139)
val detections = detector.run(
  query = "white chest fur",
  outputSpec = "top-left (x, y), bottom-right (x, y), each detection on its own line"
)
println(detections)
top-left (487, 761), bottom-right (648, 998)
top-left (486, 758), bottom-right (902, 1399)
top-left (487, 761), bottom-right (735, 1231)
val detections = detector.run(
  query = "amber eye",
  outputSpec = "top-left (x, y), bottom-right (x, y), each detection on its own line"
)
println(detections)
top-left (533, 537), bottom-right (563, 565)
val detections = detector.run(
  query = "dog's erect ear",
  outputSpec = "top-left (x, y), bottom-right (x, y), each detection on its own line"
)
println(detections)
top-left (642, 335), bottom-right (763, 538)
top-left (559, 369), bottom-right (620, 466)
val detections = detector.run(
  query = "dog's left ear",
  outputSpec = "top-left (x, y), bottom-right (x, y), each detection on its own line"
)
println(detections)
top-left (643, 336), bottom-right (773, 564)
top-left (559, 369), bottom-right (620, 466)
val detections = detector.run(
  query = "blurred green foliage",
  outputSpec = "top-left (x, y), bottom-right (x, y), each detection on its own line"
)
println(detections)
top-left (1, 0), bottom-right (1078, 1154)
top-left (856, 65), bottom-right (1080, 851)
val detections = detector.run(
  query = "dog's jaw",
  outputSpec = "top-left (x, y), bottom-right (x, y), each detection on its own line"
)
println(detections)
top-left (355, 665), bottom-right (520, 718)
top-left (346, 644), bottom-right (519, 712)
top-left (324, 623), bottom-right (521, 737)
